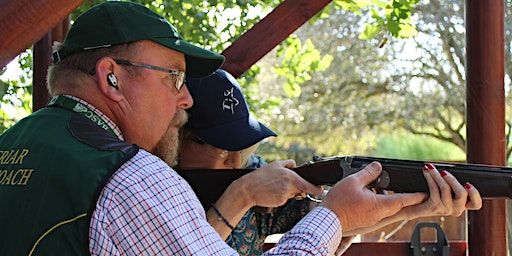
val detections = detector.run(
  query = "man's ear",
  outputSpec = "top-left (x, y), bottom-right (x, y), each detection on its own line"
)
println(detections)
top-left (94, 57), bottom-right (124, 102)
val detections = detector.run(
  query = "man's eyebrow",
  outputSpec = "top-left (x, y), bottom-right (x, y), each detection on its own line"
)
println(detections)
top-left (168, 62), bottom-right (185, 71)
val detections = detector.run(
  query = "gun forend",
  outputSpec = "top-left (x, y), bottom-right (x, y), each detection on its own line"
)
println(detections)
top-left (324, 156), bottom-right (512, 199)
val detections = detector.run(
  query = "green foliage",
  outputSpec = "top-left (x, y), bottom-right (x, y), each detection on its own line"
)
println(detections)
top-left (259, 130), bottom-right (466, 164)
top-left (75, 0), bottom-right (281, 54)
top-left (273, 36), bottom-right (333, 97)
top-left (370, 132), bottom-right (466, 161)
top-left (258, 141), bottom-right (318, 165)
top-left (0, 50), bottom-right (32, 133)
top-left (334, 0), bottom-right (419, 40)
top-left (255, 0), bottom-right (512, 163)
top-left (0, 0), bottom-right (426, 136)
top-left (239, 66), bottom-right (282, 112)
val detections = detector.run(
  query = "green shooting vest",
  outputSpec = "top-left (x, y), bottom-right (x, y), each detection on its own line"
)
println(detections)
top-left (0, 96), bottom-right (138, 255)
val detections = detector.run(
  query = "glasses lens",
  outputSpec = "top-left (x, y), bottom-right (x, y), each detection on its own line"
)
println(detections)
top-left (175, 72), bottom-right (185, 91)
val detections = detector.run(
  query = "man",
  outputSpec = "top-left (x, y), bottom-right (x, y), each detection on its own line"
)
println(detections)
top-left (0, 2), bottom-right (472, 255)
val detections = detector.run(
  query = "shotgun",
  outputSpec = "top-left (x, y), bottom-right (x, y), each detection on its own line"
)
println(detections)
top-left (175, 156), bottom-right (512, 209)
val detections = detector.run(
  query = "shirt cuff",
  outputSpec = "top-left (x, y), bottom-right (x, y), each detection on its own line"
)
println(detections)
top-left (273, 206), bottom-right (342, 255)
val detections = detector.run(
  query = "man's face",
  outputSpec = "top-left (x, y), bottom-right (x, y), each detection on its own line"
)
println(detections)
top-left (154, 109), bottom-right (188, 166)
top-left (119, 41), bottom-right (192, 152)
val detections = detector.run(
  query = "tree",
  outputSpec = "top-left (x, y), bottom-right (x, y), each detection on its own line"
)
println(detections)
top-left (256, 0), bottom-right (512, 161)
top-left (0, 0), bottom-right (424, 135)
top-left (0, 51), bottom-right (33, 133)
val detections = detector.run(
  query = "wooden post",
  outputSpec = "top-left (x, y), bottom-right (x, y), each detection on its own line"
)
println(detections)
top-left (466, 0), bottom-right (507, 255)
top-left (0, 0), bottom-right (82, 69)
top-left (32, 33), bottom-right (52, 111)
top-left (221, 0), bottom-right (333, 78)
top-left (32, 18), bottom-right (70, 111)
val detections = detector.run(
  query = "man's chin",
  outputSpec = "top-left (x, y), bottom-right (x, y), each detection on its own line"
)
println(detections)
top-left (154, 127), bottom-right (179, 166)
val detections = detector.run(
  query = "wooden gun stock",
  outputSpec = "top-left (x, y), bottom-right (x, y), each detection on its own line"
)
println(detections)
top-left (176, 156), bottom-right (512, 209)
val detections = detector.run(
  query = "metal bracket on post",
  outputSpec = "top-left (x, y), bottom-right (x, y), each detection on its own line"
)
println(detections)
top-left (410, 222), bottom-right (450, 256)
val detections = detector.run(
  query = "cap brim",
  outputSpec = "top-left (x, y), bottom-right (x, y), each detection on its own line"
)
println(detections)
top-left (193, 115), bottom-right (277, 151)
top-left (152, 37), bottom-right (225, 78)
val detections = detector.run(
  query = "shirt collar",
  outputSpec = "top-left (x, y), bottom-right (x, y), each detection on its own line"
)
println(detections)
top-left (62, 95), bottom-right (124, 141)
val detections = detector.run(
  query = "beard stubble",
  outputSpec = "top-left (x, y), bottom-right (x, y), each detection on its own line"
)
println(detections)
top-left (154, 109), bottom-right (188, 167)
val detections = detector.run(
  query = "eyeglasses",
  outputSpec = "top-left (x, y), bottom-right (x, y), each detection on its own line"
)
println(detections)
top-left (114, 59), bottom-right (186, 91)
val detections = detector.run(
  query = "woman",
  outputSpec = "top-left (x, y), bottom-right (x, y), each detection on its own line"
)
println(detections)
top-left (177, 69), bottom-right (482, 255)
top-left (178, 69), bottom-right (319, 254)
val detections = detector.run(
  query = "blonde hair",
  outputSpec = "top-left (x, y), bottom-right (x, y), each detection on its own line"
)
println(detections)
top-left (46, 42), bottom-right (140, 95)
top-left (240, 143), bottom-right (259, 167)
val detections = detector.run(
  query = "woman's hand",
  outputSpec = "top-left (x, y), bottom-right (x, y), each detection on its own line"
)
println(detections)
top-left (207, 159), bottom-right (321, 240)
top-left (343, 163), bottom-right (482, 236)
top-left (401, 163), bottom-right (482, 219)
top-left (238, 159), bottom-right (322, 208)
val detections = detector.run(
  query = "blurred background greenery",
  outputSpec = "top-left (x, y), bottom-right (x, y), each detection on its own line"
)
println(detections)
top-left (1, 0), bottom-right (511, 165)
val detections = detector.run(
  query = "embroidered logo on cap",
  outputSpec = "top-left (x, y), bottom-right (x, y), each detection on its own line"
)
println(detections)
top-left (222, 87), bottom-right (239, 115)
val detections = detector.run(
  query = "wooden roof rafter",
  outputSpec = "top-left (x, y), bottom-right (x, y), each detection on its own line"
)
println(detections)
top-left (0, 0), bottom-right (83, 69)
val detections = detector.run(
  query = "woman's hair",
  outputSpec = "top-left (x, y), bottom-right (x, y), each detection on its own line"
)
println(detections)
top-left (46, 42), bottom-right (140, 95)
top-left (240, 143), bottom-right (259, 167)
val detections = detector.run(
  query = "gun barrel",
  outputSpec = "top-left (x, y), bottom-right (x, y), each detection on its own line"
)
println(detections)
top-left (176, 156), bottom-right (512, 210)
top-left (347, 156), bottom-right (512, 199)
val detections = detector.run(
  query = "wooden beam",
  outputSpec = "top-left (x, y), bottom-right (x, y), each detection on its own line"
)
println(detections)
top-left (0, 0), bottom-right (82, 69)
top-left (465, 0), bottom-right (507, 255)
top-left (221, 0), bottom-right (333, 78)
top-left (33, 33), bottom-right (52, 111)
top-left (264, 241), bottom-right (467, 255)
top-left (342, 242), bottom-right (467, 256)
top-left (33, 18), bottom-right (69, 111)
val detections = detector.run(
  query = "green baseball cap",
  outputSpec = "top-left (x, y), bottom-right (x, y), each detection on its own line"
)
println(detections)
top-left (52, 1), bottom-right (225, 78)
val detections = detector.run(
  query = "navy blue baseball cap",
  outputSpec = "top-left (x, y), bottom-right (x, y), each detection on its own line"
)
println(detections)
top-left (185, 69), bottom-right (277, 151)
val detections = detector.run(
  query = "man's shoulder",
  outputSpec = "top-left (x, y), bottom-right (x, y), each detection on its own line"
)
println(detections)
top-left (117, 149), bottom-right (169, 175)
top-left (107, 150), bottom-right (183, 189)
top-left (96, 149), bottom-right (199, 208)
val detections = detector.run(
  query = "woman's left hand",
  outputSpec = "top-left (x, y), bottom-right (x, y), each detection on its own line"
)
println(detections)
top-left (343, 163), bottom-right (482, 237)
top-left (402, 163), bottom-right (482, 219)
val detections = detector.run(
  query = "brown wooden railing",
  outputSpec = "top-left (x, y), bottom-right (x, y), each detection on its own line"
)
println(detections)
top-left (264, 241), bottom-right (467, 255)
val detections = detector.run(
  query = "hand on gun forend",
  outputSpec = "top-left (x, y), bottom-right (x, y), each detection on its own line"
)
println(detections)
top-left (321, 161), bottom-right (428, 233)
top-left (339, 162), bottom-right (483, 237)
top-left (400, 163), bottom-right (482, 218)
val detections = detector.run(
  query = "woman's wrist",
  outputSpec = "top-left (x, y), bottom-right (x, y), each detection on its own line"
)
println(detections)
top-left (211, 204), bottom-right (236, 230)
top-left (230, 175), bottom-right (256, 209)
top-left (208, 177), bottom-right (255, 240)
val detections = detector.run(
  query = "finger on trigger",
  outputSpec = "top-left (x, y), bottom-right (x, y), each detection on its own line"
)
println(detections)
top-left (292, 172), bottom-right (322, 196)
